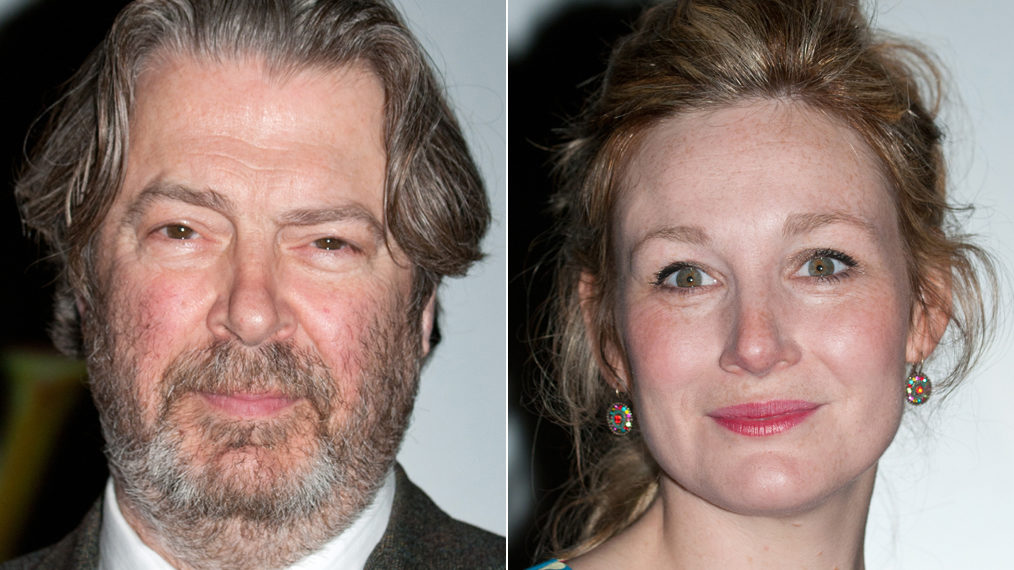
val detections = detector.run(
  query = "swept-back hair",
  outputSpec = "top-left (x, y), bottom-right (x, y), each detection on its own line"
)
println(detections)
top-left (16, 0), bottom-right (489, 356)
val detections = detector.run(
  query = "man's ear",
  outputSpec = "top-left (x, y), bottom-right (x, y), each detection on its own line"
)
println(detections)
top-left (75, 293), bottom-right (87, 323)
top-left (579, 271), bottom-right (628, 391)
top-left (906, 267), bottom-right (952, 364)
top-left (419, 291), bottom-right (437, 357)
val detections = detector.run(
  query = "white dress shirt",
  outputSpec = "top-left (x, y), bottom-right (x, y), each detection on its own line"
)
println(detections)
top-left (97, 469), bottom-right (395, 570)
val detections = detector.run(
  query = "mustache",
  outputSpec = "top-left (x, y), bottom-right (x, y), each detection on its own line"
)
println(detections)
top-left (159, 342), bottom-right (339, 421)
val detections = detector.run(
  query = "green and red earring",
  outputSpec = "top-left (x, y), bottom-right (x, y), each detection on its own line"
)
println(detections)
top-left (606, 390), bottom-right (633, 435)
top-left (905, 362), bottom-right (932, 406)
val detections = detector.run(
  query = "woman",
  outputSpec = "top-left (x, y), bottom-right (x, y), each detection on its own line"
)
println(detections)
top-left (530, 0), bottom-right (995, 568)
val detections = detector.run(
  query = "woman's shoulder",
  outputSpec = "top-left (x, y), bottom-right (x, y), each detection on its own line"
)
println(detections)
top-left (526, 560), bottom-right (572, 570)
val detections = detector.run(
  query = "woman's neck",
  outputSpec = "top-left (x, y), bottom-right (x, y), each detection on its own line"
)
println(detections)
top-left (570, 467), bottom-right (875, 570)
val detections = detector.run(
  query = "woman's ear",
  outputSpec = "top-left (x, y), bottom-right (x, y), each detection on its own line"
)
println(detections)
top-left (579, 271), bottom-right (628, 391)
top-left (906, 267), bottom-right (952, 363)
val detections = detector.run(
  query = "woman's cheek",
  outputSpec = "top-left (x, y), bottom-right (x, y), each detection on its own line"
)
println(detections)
top-left (622, 299), bottom-right (715, 389)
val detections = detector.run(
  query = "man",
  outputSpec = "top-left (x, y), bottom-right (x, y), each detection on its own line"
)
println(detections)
top-left (2, 0), bottom-right (503, 568)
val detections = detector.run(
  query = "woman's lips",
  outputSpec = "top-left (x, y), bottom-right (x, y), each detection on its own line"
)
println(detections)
top-left (708, 400), bottom-right (820, 437)
top-left (202, 392), bottom-right (297, 417)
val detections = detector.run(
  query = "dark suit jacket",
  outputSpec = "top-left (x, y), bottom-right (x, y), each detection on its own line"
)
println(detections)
top-left (2, 465), bottom-right (504, 569)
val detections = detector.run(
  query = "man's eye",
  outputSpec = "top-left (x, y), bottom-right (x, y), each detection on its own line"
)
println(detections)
top-left (313, 237), bottom-right (348, 251)
top-left (656, 264), bottom-right (716, 289)
top-left (161, 225), bottom-right (197, 240)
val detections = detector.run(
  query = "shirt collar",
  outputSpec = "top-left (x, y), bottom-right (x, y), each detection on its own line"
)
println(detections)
top-left (97, 469), bottom-right (396, 570)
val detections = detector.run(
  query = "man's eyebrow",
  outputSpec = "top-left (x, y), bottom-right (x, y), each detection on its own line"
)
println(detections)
top-left (124, 183), bottom-right (235, 225)
top-left (278, 206), bottom-right (384, 241)
top-left (782, 211), bottom-right (877, 238)
top-left (122, 184), bottom-right (384, 239)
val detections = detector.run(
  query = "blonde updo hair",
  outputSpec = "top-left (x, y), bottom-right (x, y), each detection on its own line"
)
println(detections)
top-left (541, 0), bottom-right (996, 557)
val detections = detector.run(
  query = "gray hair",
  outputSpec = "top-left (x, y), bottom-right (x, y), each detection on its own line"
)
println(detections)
top-left (16, 0), bottom-right (489, 356)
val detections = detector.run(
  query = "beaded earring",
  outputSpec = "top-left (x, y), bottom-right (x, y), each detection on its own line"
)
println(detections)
top-left (905, 363), bottom-right (932, 405)
top-left (606, 390), bottom-right (633, 435)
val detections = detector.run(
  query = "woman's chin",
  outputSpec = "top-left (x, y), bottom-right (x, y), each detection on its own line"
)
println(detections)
top-left (677, 454), bottom-right (876, 519)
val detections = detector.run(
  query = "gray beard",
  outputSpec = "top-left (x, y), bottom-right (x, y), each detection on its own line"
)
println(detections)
top-left (85, 304), bottom-right (421, 569)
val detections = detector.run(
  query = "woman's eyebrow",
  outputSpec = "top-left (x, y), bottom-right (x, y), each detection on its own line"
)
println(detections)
top-left (632, 224), bottom-right (710, 256)
top-left (782, 211), bottom-right (878, 238)
top-left (631, 212), bottom-right (876, 258)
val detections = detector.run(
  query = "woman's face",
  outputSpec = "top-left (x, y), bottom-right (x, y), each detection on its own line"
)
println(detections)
top-left (607, 100), bottom-right (934, 516)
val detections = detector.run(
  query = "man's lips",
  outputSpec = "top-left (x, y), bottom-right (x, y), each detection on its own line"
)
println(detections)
top-left (707, 400), bottom-right (820, 437)
top-left (201, 392), bottom-right (298, 418)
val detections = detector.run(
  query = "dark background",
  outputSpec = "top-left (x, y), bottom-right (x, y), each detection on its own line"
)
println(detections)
top-left (508, 2), bottom-right (647, 566)
top-left (0, 0), bottom-right (129, 560)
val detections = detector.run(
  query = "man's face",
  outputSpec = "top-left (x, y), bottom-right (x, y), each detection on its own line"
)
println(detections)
top-left (85, 55), bottom-right (431, 538)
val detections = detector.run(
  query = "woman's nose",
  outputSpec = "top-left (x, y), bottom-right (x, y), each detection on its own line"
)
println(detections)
top-left (718, 295), bottom-right (802, 377)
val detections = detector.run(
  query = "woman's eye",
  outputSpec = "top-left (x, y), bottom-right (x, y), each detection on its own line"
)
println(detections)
top-left (795, 250), bottom-right (856, 279)
top-left (161, 224), bottom-right (197, 240)
top-left (806, 256), bottom-right (841, 277)
top-left (313, 237), bottom-right (348, 251)
top-left (657, 264), bottom-right (716, 289)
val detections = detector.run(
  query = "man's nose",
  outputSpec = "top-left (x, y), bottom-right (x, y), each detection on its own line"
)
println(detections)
top-left (208, 247), bottom-right (296, 346)
top-left (718, 291), bottom-right (801, 378)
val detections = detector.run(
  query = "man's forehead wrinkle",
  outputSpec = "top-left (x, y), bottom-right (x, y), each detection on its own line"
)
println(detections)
top-left (124, 183), bottom-right (236, 224)
top-left (191, 138), bottom-right (362, 182)
top-left (133, 61), bottom-right (365, 140)
top-left (127, 60), bottom-right (388, 199)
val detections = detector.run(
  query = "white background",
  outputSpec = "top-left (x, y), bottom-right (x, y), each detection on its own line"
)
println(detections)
top-left (0, 0), bottom-right (507, 537)
top-left (391, 0), bottom-right (505, 536)
top-left (510, 0), bottom-right (1014, 567)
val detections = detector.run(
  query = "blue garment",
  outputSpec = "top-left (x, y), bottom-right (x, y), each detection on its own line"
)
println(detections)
top-left (527, 560), bottom-right (572, 570)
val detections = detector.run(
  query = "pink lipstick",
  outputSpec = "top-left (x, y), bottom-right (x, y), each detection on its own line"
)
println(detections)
top-left (708, 400), bottom-right (819, 437)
